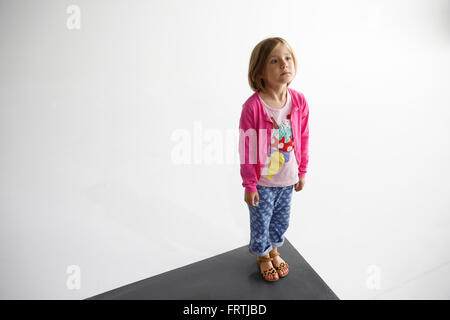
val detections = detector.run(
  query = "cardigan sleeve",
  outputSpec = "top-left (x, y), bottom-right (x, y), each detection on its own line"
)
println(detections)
top-left (298, 94), bottom-right (309, 178)
top-left (239, 104), bottom-right (259, 193)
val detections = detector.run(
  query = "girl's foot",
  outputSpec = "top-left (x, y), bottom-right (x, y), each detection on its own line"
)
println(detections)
top-left (269, 251), bottom-right (290, 277)
top-left (257, 256), bottom-right (279, 282)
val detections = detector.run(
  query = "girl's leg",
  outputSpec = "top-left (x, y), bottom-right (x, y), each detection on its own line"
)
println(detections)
top-left (247, 185), bottom-right (276, 256)
top-left (269, 185), bottom-right (294, 248)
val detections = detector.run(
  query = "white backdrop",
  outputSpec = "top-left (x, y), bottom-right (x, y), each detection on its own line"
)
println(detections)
top-left (1, 0), bottom-right (449, 299)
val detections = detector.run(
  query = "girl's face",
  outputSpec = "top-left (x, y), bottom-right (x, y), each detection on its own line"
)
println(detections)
top-left (262, 43), bottom-right (295, 89)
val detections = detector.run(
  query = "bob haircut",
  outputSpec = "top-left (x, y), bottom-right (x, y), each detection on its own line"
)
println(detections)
top-left (248, 37), bottom-right (297, 92)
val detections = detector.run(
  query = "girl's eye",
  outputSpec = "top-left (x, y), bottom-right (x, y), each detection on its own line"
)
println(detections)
top-left (271, 57), bottom-right (291, 63)
top-left (270, 57), bottom-right (291, 63)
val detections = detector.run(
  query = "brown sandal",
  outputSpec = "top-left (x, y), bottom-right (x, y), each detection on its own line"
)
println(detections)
top-left (257, 256), bottom-right (279, 282)
top-left (269, 251), bottom-right (290, 277)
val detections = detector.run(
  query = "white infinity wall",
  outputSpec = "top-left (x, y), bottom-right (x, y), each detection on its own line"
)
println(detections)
top-left (1, 0), bottom-right (449, 299)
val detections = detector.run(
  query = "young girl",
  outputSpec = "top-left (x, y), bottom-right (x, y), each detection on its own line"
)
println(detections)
top-left (239, 37), bottom-right (310, 282)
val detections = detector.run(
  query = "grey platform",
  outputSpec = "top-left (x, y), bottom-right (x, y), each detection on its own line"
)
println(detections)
top-left (87, 238), bottom-right (339, 300)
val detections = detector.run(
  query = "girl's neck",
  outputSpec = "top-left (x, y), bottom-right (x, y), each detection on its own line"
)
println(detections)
top-left (260, 86), bottom-right (287, 104)
top-left (260, 86), bottom-right (287, 102)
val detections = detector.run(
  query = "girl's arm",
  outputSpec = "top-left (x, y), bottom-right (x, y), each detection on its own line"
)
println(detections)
top-left (299, 94), bottom-right (309, 178)
top-left (239, 104), bottom-right (259, 193)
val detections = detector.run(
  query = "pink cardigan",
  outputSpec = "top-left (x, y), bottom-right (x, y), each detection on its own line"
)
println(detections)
top-left (239, 87), bottom-right (310, 193)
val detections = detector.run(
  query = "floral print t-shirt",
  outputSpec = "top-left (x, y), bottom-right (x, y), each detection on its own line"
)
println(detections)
top-left (257, 89), bottom-right (299, 187)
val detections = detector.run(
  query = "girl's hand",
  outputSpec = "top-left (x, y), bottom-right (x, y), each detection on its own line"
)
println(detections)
top-left (295, 177), bottom-right (306, 192)
top-left (245, 191), bottom-right (260, 207)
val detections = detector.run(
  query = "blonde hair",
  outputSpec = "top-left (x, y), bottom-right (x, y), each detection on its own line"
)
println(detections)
top-left (248, 37), bottom-right (298, 92)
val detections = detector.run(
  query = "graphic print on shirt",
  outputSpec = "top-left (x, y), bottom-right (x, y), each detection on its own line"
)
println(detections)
top-left (261, 114), bottom-right (294, 179)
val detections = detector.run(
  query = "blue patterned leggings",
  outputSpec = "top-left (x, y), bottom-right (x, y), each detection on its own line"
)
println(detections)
top-left (247, 184), bottom-right (294, 257)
